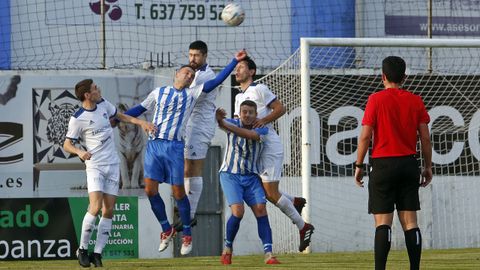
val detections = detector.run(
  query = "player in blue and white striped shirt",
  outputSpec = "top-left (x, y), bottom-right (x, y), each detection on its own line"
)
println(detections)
top-left (124, 50), bottom-right (247, 256)
top-left (216, 100), bottom-right (280, 265)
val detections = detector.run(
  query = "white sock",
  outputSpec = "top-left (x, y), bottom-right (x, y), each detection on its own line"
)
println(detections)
top-left (94, 217), bottom-right (112, 254)
top-left (280, 191), bottom-right (295, 202)
top-left (276, 195), bottom-right (305, 230)
top-left (185, 176), bottom-right (203, 219)
top-left (80, 212), bottom-right (97, 249)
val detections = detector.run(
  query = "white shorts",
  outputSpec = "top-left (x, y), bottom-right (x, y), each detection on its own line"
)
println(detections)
top-left (258, 130), bottom-right (284, 182)
top-left (86, 164), bottom-right (120, 196)
top-left (184, 111), bottom-right (216, 160)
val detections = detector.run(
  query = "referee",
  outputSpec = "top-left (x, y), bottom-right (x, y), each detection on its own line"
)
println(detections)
top-left (355, 56), bottom-right (433, 270)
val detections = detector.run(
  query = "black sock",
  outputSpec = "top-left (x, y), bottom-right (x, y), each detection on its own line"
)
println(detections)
top-left (375, 225), bottom-right (391, 270)
top-left (404, 228), bottom-right (422, 270)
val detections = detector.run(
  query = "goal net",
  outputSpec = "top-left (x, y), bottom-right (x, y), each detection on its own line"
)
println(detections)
top-left (257, 38), bottom-right (480, 253)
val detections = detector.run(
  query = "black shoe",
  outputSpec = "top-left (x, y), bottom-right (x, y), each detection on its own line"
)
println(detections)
top-left (76, 248), bottom-right (90, 267)
top-left (90, 252), bottom-right (103, 267)
top-left (299, 223), bottom-right (315, 252)
top-left (173, 216), bottom-right (198, 232)
top-left (293, 197), bottom-right (307, 215)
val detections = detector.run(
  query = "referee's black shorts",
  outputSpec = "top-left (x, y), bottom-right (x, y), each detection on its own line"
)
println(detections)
top-left (368, 155), bottom-right (421, 214)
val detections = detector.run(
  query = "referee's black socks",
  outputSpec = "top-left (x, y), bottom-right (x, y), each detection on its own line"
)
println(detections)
top-left (404, 227), bottom-right (422, 270)
top-left (374, 224), bottom-right (391, 270)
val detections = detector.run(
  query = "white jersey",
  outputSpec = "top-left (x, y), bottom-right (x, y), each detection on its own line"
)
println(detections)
top-left (141, 85), bottom-right (203, 141)
top-left (234, 83), bottom-right (284, 181)
top-left (190, 64), bottom-right (217, 116)
top-left (234, 83), bottom-right (277, 128)
top-left (66, 99), bottom-right (119, 168)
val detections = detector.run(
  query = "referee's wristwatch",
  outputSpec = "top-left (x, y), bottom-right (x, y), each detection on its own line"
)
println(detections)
top-left (354, 163), bottom-right (364, 169)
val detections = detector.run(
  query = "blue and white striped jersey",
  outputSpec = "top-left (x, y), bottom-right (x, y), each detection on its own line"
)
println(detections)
top-left (141, 85), bottom-right (203, 141)
top-left (219, 118), bottom-right (268, 175)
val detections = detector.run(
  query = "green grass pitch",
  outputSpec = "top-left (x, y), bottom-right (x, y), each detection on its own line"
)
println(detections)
top-left (1, 248), bottom-right (479, 269)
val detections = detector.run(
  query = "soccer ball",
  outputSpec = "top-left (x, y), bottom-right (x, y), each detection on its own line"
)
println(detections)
top-left (221, 3), bottom-right (245, 26)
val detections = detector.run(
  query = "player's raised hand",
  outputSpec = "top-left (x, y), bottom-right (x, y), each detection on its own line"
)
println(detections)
top-left (235, 49), bottom-right (247, 61)
top-left (216, 108), bottom-right (227, 126)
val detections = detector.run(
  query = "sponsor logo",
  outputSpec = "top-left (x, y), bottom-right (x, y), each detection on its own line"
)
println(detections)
top-left (0, 122), bottom-right (23, 164)
top-left (89, 0), bottom-right (122, 21)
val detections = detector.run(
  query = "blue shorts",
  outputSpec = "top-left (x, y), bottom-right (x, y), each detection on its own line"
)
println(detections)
top-left (219, 172), bottom-right (266, 206)
top-left (144, 139), bottom-right (184, 185)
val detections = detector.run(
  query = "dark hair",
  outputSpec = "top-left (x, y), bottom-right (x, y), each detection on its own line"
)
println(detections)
top-left (382, 56), bottom-right (406, 84)
top-left (239, 56), bottom-right (257, 77)
top-left (178, 64), bottom-right (195, 72)
top-left (240, 100), bottom-right (257, 111)
top-left (75, 79), bottom-right (93, 102)
top-left (189, 40), bottom-right (208, 55)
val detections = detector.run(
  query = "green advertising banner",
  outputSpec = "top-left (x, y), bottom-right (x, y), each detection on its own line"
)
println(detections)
top-left (0, 197), bottom-right (138, 260)
top-left (68, 196), bottom-right (138, 259)
top-left (0, 198), bottom-right (78, 260)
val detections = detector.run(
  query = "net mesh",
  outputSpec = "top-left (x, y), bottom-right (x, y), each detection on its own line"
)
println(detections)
top-left (7, 0), bottom-right (480, 70)
top-left (257, 44), bottom-right (480, 253)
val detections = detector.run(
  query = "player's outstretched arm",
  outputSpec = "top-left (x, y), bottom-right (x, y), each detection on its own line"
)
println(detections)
top-left (116, 112), bottom-right (156, 134)
top-left (63, 138), bottom-right (91, 161)
top-left (203, 50), bottom-right (247, 93)
top-left (110, 104), bottom-right (147, 127)
top-left (123, 104), bottom-right (147, 117)
top-left (216, 108), bottom-right (264, 141)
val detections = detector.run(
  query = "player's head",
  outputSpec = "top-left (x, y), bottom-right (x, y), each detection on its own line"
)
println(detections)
top-left (189, 40), bottom-right (208, 70)
top-left (382, 56), bottom-right (406, 84)
top-left (235, 56), bottom-right (256, 84)
top-left (75, 79), bottom-right (101, 102)
top-left (175, 65), bottom-right (196, 88)
top-left (239, 100), bottom-right (258, 126)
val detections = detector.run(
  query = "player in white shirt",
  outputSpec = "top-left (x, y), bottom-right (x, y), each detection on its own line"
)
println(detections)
top-left (123, 50), bottom-right (247, 256)
top-left (234, 57), bottom-right (315, 252)
top-left (64, 79), bottom-right (155, 268)
top-left (176, 41), bottom-right (217, 231)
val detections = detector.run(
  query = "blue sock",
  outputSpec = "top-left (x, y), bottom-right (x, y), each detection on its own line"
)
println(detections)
top-left (225, 215), bottom-right (242, 248)
top-left (176, 195), bottom-right (191, 236)
top-left (148, 194), bottom-right (171, 232)
top-left (256, 215), bottom-right (273, 253)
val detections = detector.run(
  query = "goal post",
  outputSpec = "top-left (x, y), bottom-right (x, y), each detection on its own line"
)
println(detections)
top-left (299, 37), bottom-right (480, 232)
top-left (257, 37), bottom-right (480, 253)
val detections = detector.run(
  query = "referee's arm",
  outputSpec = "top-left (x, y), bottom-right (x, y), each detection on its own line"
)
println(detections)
top-left (355, 124), bottom-right (373, 187)
top-left (418, 123), bottom-right (433, 187)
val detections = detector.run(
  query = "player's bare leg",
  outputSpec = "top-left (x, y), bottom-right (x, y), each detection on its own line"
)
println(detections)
top-left (262, 181), bottom-right (314, 252)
